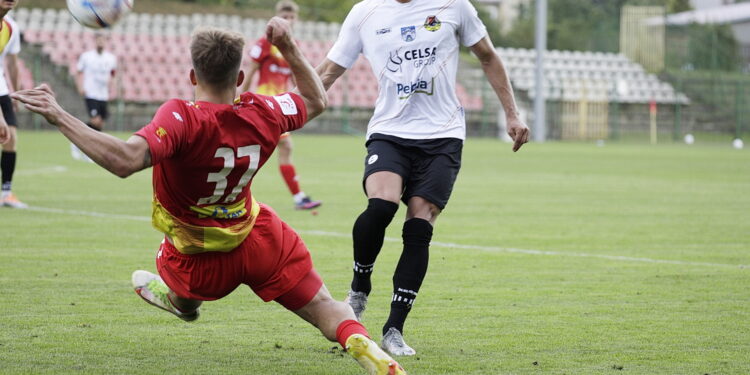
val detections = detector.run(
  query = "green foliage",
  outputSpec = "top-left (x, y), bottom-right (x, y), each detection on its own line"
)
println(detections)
top-left (666, 0), bottom-right (692, 13)
top-left (501, 0), bottom-right (635, 51)
top-left (475, 1), bottom-right (504, 46)
top-left (666, 24), bottom-right (742, 71)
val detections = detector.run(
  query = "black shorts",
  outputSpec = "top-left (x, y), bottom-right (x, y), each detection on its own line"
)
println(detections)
top-left (363, 133), bottom-right (463, 210)
top-left (0, 95), bottom-right (17, 126)
top-left (85, 98), bottom-right (109, 120)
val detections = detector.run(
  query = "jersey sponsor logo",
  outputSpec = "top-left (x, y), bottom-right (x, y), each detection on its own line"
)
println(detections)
top-left (401, 26), bottom-right (416, 42)
top-left (367, 154), bottom-right (378, 165)
top-left (273, 93), bottom-right (298, 115)
top-left (396, 77), bottom-right (434, 99)
top-left (424, 16), bottom-right (441, 32)
top-left (172, 112), bottom-right (183, 122)
top-left (386, 47), bottom-right (438, 72)
top-left (386, 51), bottom-right (403, 73)
top-left (376, 27), bottom-right (391, 35)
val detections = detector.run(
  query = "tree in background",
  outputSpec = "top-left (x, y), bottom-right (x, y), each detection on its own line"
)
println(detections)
top-left (666, 0), bottom-right (692, 13)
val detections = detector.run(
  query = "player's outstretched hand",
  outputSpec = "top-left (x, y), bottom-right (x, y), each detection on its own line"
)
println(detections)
top-left (507, 117), bottom-right (530, 152)
top-left (266, 16), bottom-right (294, 52)
top-left (10, 84), bottom-right (66, 126)
top-left (0, 122), bottom-right (9, 144)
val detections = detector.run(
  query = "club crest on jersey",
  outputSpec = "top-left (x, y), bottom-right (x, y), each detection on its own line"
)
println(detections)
top-left (401, 26), bottom-right (416, 42)
top-left (424, 16), bottom-right (441, 32)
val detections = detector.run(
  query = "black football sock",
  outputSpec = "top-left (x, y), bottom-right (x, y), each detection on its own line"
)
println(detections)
top-left (351, 198), bottom-right (399, 295)
top-left (1, 151), bottom-right (16, 192)
top-left (384, 218), bottom-right (433, 335)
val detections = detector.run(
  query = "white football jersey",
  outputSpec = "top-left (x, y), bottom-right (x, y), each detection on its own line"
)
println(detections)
top-left (327, 0), bottom-right (487, 140)
top-left (0, 16), bottom-right (21, 96)
top-left (77, 50), bottom-right (118, 101)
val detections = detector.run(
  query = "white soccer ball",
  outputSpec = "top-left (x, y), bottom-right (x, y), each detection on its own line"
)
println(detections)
top-left (732, 138), bottom-right (744, 150)
top-left (67, 0), bottom-right (134, 29)
top-left (684, 133), bottom-right (694, 145)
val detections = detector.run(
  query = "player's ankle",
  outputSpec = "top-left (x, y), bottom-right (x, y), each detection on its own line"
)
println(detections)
top-left (336, 319), bottom-right (369, 348)
top-left (292, 191), bottom-right (307, 204)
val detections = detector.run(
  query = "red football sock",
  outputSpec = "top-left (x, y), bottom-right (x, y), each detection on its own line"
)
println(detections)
top-left (279, 164), bottom-right (301, 195)
top-left (336, 319), bottom-right (369, 349)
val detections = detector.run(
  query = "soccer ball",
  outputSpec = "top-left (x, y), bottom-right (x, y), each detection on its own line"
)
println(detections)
top-left (67, 0), bottom-right (134, 29)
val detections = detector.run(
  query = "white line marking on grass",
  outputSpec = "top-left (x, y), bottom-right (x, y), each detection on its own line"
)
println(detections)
top-left (284, 230), bottom-right (748, 269)
top-left (15, 165), bottom-right (67, 176)
top-left (25, 206), bottom-right (151, 222)
top-left (21, 207), bottom-right (747, 269)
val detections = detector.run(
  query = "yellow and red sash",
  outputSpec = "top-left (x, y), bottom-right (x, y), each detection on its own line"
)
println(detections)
top-left (151, 195), bottom-right (261, 255)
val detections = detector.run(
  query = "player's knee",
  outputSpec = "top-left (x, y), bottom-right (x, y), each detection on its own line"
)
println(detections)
top-left (279, 137), bottom-right (292, 151)
top-left (2, 130), bottom-right (16, 151)
top-left (362, 198), bottom-right (399, 226)
top-left (402, 218), bottom-right (433, 247)
top-left (406, 197), bottom-right (440, 223)
top-left (90, 116), bottom-right (103, 128)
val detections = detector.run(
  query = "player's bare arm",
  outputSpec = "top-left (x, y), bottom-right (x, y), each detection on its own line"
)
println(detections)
top-left (470, 36), bottom-right (530, 152)
top-left (315, 58), bottom-right (347, 91)
top-left (266, 17), bottom-right (327, 118)
top-left (6, 53), bottom-right (18, 92)
top-left (6, 53), bottom-right (19, 111)
top-left (11, 84), bottom-right (151, 178)
top-left (239, 60), bottom-right (260, 93)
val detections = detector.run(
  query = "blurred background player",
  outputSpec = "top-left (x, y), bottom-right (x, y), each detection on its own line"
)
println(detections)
top-left (316, 0), bottom-right (529, 356)
top-left (240, 0), bottom-right (321, 210)
top-left (72, 31), bottom-right (117, 161)
top-left (13, 20), bottom-right (405, 375)
top-left (0, 0), bottom-right (26, 209)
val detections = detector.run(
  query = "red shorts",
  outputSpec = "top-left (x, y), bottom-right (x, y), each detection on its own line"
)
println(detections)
top-left (155, 204), bottom-right (322, 311)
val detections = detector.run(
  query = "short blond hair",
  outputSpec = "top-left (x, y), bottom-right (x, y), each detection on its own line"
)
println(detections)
top-left (275, 0), bottom-right (298, 14)
top-left (190, 27), bottom-right (245, 89)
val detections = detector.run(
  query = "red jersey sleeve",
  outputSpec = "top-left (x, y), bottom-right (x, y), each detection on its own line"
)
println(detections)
top-left (134, 99), bottom-right (191, 165)
top-left (248, 92), bottom-right (308, 133)
top-left (249, 38), bottom-right (270, 64)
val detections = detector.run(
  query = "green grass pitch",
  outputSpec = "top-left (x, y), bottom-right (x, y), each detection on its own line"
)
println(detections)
top-left (1, 131), bottom-right (748, 374)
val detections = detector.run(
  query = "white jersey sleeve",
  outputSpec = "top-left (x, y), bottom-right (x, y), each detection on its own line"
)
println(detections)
top-left (457, 0), bottom-right (487, 47)
top-left (77, 52), bottom-right (87, 72)
top-left (326, 4), bottom-right (364, 69)
top-left (6, 20), bottom-right (20, 55)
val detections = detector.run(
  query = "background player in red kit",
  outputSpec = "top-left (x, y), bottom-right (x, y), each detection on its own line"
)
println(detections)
top-left (240, 0), bottom-right (321, 210)
top-left (13, 18), bottom-right (405, 375)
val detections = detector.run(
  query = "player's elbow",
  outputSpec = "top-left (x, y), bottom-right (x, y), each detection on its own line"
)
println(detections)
top-left (476, 50), bottom-right (497, 66)
top-left (307, 95), bottom-right (328, 118)
top-left (112, 165), bottom-right (135, 179)
top-left (111, 160), bottom-right (140, 179)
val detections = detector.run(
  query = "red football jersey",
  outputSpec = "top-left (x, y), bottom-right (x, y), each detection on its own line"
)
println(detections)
top-left (135, 92), bottom-right (307, 254)
top-left (249, 37), bottom-right (292, 96)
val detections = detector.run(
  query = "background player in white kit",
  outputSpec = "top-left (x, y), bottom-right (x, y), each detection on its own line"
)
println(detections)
top-left (77, 32), bottom-right (117, 131)
top-left (73, 32), bottom-right (117, 161)
top-left (316, 0), bottom-right (530, 356)
top-left (0, 0), bottom-right (26, 209)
